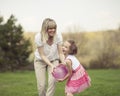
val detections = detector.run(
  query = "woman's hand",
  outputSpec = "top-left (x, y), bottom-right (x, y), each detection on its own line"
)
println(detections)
top-left (61, 62), bottom-right (66, 65)
top-left (51, 64), bottom-right (56, 72)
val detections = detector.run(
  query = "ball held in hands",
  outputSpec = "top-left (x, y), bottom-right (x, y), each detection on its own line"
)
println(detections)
top-left (52, 64), bottom-right (68, 80)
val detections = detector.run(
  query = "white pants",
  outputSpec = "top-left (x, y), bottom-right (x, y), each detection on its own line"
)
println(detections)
top-left (34, 58), bottom-right (59, 96)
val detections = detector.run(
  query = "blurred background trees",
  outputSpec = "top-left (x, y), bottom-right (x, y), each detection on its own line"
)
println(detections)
top-left (25, 26), bottom-right (120, 69)
top-left (89, 30), bottom-right (120, 69)
top-left (0, 14), bottom-right (120, 72)
top-left (62, 29), bottom-right (120, 69)
top-left (0, 15), bottom-right (32, 72)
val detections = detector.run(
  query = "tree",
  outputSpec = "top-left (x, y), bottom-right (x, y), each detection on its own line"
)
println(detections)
top-left (0, 15), bottom-right (32, 71)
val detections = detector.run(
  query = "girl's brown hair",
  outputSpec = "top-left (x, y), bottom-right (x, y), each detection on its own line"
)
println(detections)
top-left (68, 40), bottom-right (77, 55)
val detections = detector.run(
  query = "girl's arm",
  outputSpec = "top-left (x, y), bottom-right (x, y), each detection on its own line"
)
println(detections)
top-left (38, 46), bottom-right (55, 70)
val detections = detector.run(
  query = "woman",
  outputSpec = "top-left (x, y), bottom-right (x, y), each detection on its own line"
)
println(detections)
top-left (34, 18), bottom-right (64, 96)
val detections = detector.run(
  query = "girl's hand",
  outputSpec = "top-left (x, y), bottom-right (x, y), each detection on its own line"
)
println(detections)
top-left (57, 78), bottom-right (64, 82)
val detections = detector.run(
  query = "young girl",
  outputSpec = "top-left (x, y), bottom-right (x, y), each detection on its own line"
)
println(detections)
top-left (58, 40), bottom-right (91, 96)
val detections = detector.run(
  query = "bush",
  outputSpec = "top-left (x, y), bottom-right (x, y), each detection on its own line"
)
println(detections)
top-left (0, 15), bottom-right (32, 72)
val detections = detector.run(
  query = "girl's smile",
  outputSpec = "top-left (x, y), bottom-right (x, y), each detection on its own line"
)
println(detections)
top-left (62, 41), bottom-right (71, 56)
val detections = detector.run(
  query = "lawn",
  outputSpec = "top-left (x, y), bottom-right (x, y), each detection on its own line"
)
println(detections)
top-left (0, 69), bottom-right (120, 96)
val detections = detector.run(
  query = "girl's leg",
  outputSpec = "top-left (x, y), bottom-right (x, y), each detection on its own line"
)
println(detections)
top-left (34, 59), bottom-right (47, 96)
top-left (66, 93), bottom-right (73, 96)
top-left (67, 93), bottom-right (74, 96)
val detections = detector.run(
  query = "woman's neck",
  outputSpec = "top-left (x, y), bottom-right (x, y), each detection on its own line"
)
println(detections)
top-left (47, 36), bottom-right (54, 45)
top-left (49, 35), bottom-right (54, 39)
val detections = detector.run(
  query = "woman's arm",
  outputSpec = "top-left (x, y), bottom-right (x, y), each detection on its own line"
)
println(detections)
top-left (57, 44), bottom-right (65, 63)
top-left (38, 46), bottom-right (55, 69)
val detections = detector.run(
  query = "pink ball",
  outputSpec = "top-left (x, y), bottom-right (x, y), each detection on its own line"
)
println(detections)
top-left (52, 64), bottom-right (68, 80)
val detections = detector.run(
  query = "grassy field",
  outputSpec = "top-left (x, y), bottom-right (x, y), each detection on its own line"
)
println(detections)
top-left (0, 69), bottom-right (120, 96)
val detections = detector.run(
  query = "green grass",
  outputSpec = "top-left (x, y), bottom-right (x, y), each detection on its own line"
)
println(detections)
top-left (0, 69), bottom-right (120, 96)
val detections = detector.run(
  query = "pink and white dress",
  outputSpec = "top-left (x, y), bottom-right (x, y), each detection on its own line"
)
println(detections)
top-left (65, 55), bottom-right (91, 94)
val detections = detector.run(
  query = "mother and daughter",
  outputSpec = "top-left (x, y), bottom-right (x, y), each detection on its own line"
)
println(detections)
top-left (34, 18), bottom-right (91, 96)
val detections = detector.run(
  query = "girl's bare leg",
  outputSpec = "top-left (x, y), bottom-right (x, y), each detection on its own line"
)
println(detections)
top-left (66, 93), bottom-right (73, 96)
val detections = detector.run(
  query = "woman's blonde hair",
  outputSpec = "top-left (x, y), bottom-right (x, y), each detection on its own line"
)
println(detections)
top-left (40, 18), bottom-right (57, 43)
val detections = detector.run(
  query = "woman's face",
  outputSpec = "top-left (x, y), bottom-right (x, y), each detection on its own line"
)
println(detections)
top-left (47, 28), bottom-right (56, 37)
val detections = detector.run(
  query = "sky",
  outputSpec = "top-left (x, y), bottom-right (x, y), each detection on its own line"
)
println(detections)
top-left (0, 0), bottom-right (120, 33)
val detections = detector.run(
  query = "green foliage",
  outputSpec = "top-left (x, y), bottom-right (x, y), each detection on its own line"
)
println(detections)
top-left (0, 15), bottom-right (32, 71)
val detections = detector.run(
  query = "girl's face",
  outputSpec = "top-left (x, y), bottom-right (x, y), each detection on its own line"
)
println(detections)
top-left (62, 41), bottom-right (71, 56)
top-left (47, 28), bottom-right (56, 37)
